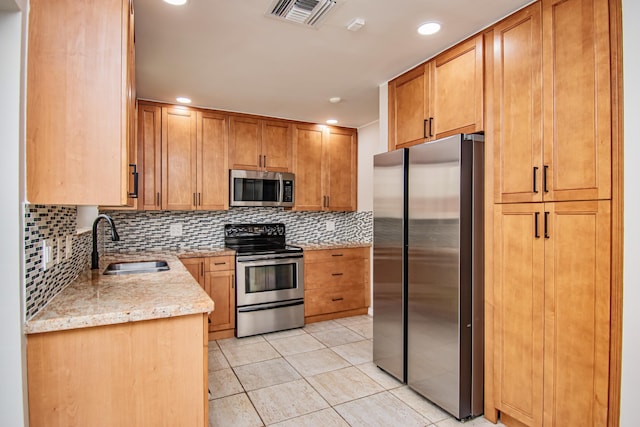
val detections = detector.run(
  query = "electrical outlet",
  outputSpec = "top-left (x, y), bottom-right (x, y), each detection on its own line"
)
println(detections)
top-left (42, 239), bottom-right (54, 270)
top-left (169, 223), bottom-right (183, 237)
top-left (325, 220), bottom-right (336, 231)
top-left (65, 235), bottom-right (73, 259)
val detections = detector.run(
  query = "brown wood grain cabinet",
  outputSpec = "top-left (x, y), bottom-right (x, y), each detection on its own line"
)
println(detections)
top-left (229, 116), bottom-right (292, 172)
top-left (304, 247), bottom-right (369, 323)
top-left (27, 314), bottom-right (208, 427)
top-left (293, 125), bottom-right (358, 212)
top-left (27, 0), bottom-right (136, 205)
top-left (388, 34), bottom-right (483, 151)
top-left (138, 102), bottom-right (163, 210)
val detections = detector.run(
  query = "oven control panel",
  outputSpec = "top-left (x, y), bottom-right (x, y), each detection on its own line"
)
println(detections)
top-left (224, 223), bottom-right (285, 237)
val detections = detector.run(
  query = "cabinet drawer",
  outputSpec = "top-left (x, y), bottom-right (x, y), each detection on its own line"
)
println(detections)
top-left (305, 287), bottom-right (365, 317)
top-left (305, 259), bottom-right (366, 290)
top-left (207, 256), bottom-right (234, 272)
top-left (304, 247), bottom-right (368, 263)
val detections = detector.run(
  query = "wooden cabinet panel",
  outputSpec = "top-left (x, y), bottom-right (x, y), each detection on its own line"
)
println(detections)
top-left (304, 247), bottom-right (369, 262)
top-left (181, 257), bottom-right (205, 286)
top-left (388, 64), bottom-right (430, 150)
top-left (262, 120), bottom-right (292, 172)
top-left (27, 314), bottom-right (207, 427)
top-left (207, 256), bottom-right (234, 272)
top-left (543, 201), bottom-right (610, 426)
top-left (206, 271), bottom-right (235, 332)
top-left (293, 124), bottom-right (325, 211)
top-left (542, 0), bottom-right (611, 202)
top-left (229, 116), bottom-right (262, 171)
top-left (305, 287), bottom-right (365, 317)
top-left (326, 127), bottom-right (357, 211)
top-left (138, 102), bottom-right (162, 210)
top-left (26, 0), bottom-right (135, 205)
top-left (198, 111), bottom-right (228, 210)
top-left (494, 204), bottom-right (545, 427)
top-left (493, 4), bottom-right (543, 204)
top-left (162, 107), bottom-right (197, 210)
top-left (432, 35), bottom-right (484, 138)
top-left (305, 259), bottom-right (366, 290)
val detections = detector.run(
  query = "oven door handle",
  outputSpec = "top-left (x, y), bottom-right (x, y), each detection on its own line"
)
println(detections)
top-left (236, 254), bottom-right (304, 263)
top-left (237, 299), bottom-right (304, 313)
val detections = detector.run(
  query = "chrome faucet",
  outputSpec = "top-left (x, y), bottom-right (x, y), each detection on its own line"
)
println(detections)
top-left (91, 214), bottom-right (120, 269)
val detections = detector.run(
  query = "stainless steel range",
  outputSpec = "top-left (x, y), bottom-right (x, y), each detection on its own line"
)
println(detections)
top-left (224, 223), bottom-right (304, 338)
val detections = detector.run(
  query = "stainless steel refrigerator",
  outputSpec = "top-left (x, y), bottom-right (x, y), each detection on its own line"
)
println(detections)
top-left (373, 134), bottom-right (484, 420)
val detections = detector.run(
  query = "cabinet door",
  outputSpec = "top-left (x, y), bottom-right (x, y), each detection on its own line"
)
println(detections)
top-left (229, 116), bottom-right (262, 171)
top-left (181, 257), bottom-right (205, 286)
top-left (493, 4), bottom-right (543, 204)
top-left (543, 201), bottom-right (610, 426)
top-left (198, 111), bottom-right (228, 210)
top-left (432, 35), bottom-right (484, 138)
top-left (206, 271), bottom-right (235, 332)
top-left (388, 64), bottom-right (430, 150)
top-left (293, 124), bottom-right (325, 211)
top-left (162, 107), bottom-right (197, 210)
top-left (262, 120), bottom-right (292, 172)
top-left (494, 204), bottom-right (544, 427)
top-left (542, 0), bottom-right (611, 201)
top-left (138, 102), bottom-right (162, 210)
top-left (325, 127), bottom-right (357, 211)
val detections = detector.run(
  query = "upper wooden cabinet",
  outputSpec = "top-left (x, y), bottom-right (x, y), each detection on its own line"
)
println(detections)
top-left (138, 102), bottom-right (162, 210)
top-left (27, 0), bottom-right (136, 205)
top-left (388, 34), bottom-right (483, 150)
top-left (198, 111), bottom-right (229, 210)
top-left (494, 0), bottom-right (611, 203)
top-left (162, 107), bottom-right (198, 210)
top-left (229, 116), bottom-right (292, 172)
top-left (293, 125), bottom-right (357, 212)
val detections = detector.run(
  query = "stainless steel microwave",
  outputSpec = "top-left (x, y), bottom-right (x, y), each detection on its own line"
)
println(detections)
top-left (229, 170), bottom-right (295, 207)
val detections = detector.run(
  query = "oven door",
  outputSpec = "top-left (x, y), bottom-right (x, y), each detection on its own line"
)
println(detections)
top-left (235, 254), bottom-right (304, 307)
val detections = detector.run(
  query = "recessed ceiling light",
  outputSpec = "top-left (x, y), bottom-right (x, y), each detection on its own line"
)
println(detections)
top-left (164, 0), bottom-right (187, 5)
top-left (417, 22), bottom-right (441, 35)
top-left (176, 97), bottom-right (191, 104)
top-left (326, 119), bottom-right (338, 125)
top-left (329, 97), bottom-right (342, 104)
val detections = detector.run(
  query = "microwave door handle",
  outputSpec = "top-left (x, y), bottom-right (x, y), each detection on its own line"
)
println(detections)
top-left (278, 173), bottom-right (284, 204)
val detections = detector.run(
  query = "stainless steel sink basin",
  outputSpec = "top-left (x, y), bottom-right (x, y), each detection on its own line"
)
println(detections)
top-left (103, 260), bottom-right (170, 275)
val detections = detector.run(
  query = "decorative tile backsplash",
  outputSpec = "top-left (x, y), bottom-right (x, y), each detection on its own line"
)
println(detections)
top-left (24, 205), bottom-right (92, 319)
top-left (100, 208), bottom-right (373, 253)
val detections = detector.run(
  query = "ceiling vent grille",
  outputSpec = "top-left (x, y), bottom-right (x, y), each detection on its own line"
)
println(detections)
top-left (268, 0), bottom-right (337, 27)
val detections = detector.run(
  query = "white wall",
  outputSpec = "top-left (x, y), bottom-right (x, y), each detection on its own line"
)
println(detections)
top-left (357, 121), bottom-right (381, 212)
top-left (0, 0), bottom-right (28, 425)
top-left (620, 1), bottom-right (639, 424)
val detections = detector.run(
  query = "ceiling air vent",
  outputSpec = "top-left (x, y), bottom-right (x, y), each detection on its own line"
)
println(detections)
top-left (268, 0), bottom-right (338, 28)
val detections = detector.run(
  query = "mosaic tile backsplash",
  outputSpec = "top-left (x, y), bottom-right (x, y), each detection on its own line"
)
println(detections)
top-left (24, 205), bottom-right (92, 319)
top-left (100, 208), bottom-right (373, 253)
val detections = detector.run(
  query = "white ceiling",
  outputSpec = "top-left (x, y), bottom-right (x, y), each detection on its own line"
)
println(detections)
top-left (134, 0), bottom-right (533, 128)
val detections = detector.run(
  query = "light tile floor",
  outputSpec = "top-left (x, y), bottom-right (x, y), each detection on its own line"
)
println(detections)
top-left (209, 315), bottom-right (501, 427)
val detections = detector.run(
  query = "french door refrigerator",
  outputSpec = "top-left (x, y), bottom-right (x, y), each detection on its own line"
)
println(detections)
top-left (373, 134), bottom-right (484, 420)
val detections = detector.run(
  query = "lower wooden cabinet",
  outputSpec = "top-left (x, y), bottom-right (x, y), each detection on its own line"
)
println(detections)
top-left (304, 247), bottom-right (370, 323)
top-left (182, 255), bottom-right (235, 340)
top-left (493, 201), bottom-right (611, 426)
top-left (27, 314), bottom-right (208, 427)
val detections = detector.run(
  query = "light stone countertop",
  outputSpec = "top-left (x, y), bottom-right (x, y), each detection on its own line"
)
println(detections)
top-left (291, 242), bottom-right (371, 250)
top-left (25, 252), bottom-right (215, 335)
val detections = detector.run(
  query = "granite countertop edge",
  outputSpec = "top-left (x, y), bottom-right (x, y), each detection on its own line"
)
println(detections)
top-left (291, 242), bottom-right (371, 250)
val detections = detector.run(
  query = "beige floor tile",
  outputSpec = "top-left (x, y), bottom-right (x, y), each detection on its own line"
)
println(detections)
top-left (268, 333), bottom-right (325, 356)
top-left (233, 357), bottom-right (301, 391)
top-left (262, 327), bottom-right (307, 342)
top-left (335, 315), bottom-right (372, 328)
top-left (247, 379), bottom-right (329, 425)
top-left (307, 366), bottom-right (385, 406)
top-left (208, 393), bottom-right (264, 427)
top-left (468, 416), bottom-right (504, 426)
top-left (208, 368), bottom-right (244, 400)
top-left (285, 348), bottom-right (351, 377)
top-left (269, 408), bottom-right (350, 427)
top-left (334, 391), bottom-right (431, 427)
top-left (303, 320), bottom-right (342, 333)
top-left (331, 339), bottom-right (373, 365)
top-left (435, 418), bottom-right (464, 427)
top-left (208, 348), bottom-right (230, 372)
top-left (355, 362), bottom-right (403, 390)
top-left (390, 386), bottom-right (450, 423)
top-left (311, 326), bottom-right (366, 347)
top-left (221, 341), bottom-right (280, 367)
top-left (217, 334), bottom-right (266, 349)
top-left (208, 340), bottom-right (220, 351)
top-left (346, 321), bottom-right (373, 339)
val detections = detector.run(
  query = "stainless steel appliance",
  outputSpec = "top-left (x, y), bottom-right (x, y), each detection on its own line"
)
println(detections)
top-left (225, 223), bottom-right (304, 337)
top-left (373, 134), bottom-right (484, 420)
top-left (229, 170), bottom-right (295, 207)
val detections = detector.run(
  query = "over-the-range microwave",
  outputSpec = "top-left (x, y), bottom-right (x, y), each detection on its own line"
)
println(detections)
top-left (229, 170), bottom-right (294, 207)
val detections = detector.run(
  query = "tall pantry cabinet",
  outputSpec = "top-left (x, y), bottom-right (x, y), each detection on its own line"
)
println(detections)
top-left (490, 0), bottom-right (616, 426)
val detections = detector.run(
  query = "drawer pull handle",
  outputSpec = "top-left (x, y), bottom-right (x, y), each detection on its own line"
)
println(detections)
top-left (332, 254), bottom-right (343, 257)
top-left (214, 262), bottom-right (226, 265)
top-left (332, 273), bottom-right (343, 276)
top-left (332, 297), bottom-right (344, 302)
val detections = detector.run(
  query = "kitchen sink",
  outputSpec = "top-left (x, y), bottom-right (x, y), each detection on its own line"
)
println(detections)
top-left (103, 260), bottom-right (170, 275)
